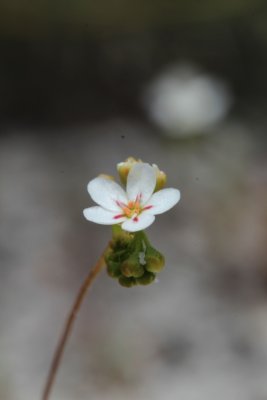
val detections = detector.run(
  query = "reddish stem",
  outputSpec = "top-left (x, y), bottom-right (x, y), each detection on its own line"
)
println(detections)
top-left (41, 246), bottom-right (108, 400)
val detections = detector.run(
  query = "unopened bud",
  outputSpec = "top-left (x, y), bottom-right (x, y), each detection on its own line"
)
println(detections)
top-left (152, 164), bottom-right (167, 192)
top-left (117, 157), bottom-right (141, 185)
top-left (136, 271), bottom-right (156, 285)
top-left (106, 260), bottom-right (121, 278)
top-left (121, 254), bottom-right (144, 278)
top-left (98, 174), bottom-right (115, 181)
top-left (145, 246), bottom-right (165, 273)
top-left (119, 276), bottom-right (137, 288)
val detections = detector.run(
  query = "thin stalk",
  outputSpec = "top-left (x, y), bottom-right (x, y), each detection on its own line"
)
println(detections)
top-left (41, 245), bottom-right (109, 400)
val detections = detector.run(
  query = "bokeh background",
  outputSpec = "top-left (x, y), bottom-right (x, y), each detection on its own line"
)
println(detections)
top-left (1, 1), bottom-right (267, 399)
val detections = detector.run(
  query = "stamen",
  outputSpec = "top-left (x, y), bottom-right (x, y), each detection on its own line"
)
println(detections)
top-left (128, 201), bottom-right (135, 208)
top-left (135, 193), bottom-right (141, 202)
top-left (116, 194), bottom-right (146, 220)
top-left (143, 205), bottom-right (153, 211)
top-left (114, 214), bottom-right (125, 219)
top-left (116, 200), bottom-right (127, 208)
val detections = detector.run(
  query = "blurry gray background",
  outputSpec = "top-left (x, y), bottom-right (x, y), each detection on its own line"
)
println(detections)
top-left (1, 1), bottom-right (267, 399)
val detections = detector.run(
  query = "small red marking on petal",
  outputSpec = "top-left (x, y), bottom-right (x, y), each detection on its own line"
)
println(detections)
top-left (114, 214), bottom-right (124, 219)
top-left (133, 216), bottom-right (139, 222)
top-left (143, 205), bottom-right (153, 210)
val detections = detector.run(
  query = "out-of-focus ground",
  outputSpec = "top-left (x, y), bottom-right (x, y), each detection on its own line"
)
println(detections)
top-left (1, 1), bottom-right (267, 400)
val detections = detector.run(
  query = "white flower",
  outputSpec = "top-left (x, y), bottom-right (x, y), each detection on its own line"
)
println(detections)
top-left (83, 163), bottom-right (180, 232)
top-left (144, 64), bottom-right (232, 136)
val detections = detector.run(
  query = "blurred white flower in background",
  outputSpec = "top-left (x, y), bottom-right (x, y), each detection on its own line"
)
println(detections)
top-left (144, 63), bottom-right (233, 137)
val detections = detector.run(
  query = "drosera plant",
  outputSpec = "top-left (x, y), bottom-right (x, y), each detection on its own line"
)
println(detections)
top-left (41, 157), bottom-right (181, 400)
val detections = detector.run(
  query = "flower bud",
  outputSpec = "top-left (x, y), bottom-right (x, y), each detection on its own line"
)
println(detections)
top-left (98, 174), bottom-right (115, 181)
top-left (136, 271), bottom-right (156, 285)
top-left (104, 248), bottom-right (115, 267)
top-left (117, 157), bottom-right (141, 185)
top-left (145, 246), bottom-right (165, 273)
top-left (152, 164), bottom-right (167, 192)
top-left (106, 260), bottom-right (121, 278)
top-left (119, 276), bottom-right (137, 288)
top-left (121, 254), bottom-right (144, 278)
top-left (117, 158), bottom-right (167, 191)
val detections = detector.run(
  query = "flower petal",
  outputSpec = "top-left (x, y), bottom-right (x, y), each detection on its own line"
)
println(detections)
top-left (126, 163), bottom-right (156, 205)
top-left (121, 213), bottom-right (155, 232)
top-left (83, 206), bottom-right (126, 225)
top-left (87, 177), bottom-right (127, 211)
top-left (144, 188), bottom-right (180, 215)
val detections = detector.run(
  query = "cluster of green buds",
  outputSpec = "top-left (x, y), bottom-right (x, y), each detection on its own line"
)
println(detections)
top-left (105, 225), bottom-right (165, 287)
